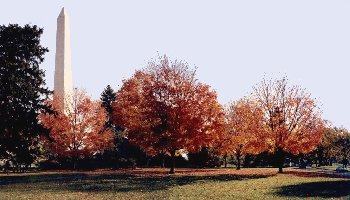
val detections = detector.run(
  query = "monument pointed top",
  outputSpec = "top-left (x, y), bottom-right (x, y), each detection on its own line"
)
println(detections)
top-left (55, 6), bottom-right (73, 113)
top-left (59, 7), bottom-right (68, 16)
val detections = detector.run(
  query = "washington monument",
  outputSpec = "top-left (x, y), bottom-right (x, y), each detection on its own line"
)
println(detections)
top-left (54, 7), bottom-right (73, 112)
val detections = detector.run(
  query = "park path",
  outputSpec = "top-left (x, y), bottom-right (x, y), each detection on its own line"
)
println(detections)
top-left (287, 167), bottom-right (350, 179)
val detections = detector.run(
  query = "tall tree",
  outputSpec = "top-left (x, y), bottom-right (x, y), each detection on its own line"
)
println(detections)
top-left (0, 24), bottom-right (50, 168)
top-left (220, 98), bottom-right (267, 170)
top-left (112, 55), bottom-right (225, 174)
top-left (100, 85), bottom-right (127, 167)
top-left (40, 89), bottom-right (114, 169)
top-left (252, 77), bottom-right (324, 173)
top-left (101, 85), bottom-right (117, 129)
top-left (333, 127), bottom-right (350, 167)
top-left (308, 126), bottom-right (339, 166)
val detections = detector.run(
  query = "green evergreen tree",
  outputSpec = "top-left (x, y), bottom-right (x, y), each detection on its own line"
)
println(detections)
top-left (0, 24), bottom-right (50, 169)
top-left (100, 85), bottom-right (117, 129)
top-left (100, 85), bottom-right (125, 167)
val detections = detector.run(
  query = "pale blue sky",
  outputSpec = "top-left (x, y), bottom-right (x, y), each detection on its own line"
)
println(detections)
top-left (1, 1), bottom-right (349, 129)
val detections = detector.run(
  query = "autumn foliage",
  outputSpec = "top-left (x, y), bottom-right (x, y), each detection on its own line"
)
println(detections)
top-left (220, 98), bottom-right (267, 169)
top-left (37, 57), bottom-right (326, 172)
top-left (112, 56), bottom-right (225, 173)
top-left (39, 89), bottom-right (114, 168)
top-left (252, 77), bottom-right (324, 172)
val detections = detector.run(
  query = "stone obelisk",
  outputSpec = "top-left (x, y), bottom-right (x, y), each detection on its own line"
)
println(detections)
top-left (54, 7), bottom-right (73, 112)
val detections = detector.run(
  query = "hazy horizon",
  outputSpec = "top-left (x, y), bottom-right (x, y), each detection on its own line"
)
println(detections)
top-left (1, 0), bottom-right (349, 129)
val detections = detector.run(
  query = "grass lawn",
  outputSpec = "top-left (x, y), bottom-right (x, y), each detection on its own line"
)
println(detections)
top-left (0, 168), bottom-right (349, 200)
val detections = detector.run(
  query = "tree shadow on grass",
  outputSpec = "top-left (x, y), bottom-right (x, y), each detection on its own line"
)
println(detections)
top-left (275, 180), bottom-right (350, 198)
top-left (66, 173), bottom-right (273, 193)
top-left (0, 172), bottom-right (274, 193)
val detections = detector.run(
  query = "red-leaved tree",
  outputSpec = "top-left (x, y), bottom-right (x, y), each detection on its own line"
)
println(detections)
top-left (112, 55), bottom-right (226, 173)
top-left (253, 77), bottom-right (324, 173)
top-left (220, 98), bottom-right (267, 170)
top-left (40, 89), bottom-right (114, 169)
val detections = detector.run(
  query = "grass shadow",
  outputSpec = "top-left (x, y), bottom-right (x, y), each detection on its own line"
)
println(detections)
top-left (0, 172), bottom-right (274, 193)
top-left (275, 180), bottom-right (350, 198)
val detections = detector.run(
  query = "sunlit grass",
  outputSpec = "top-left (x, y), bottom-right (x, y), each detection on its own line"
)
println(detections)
top-left (0, 168), bottom-right (348, 200)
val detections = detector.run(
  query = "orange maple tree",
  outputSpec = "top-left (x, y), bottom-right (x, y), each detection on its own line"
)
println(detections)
top-left (220, 98), bottom-right (267, 170)
top-left (112, 55), bottom-right (225, 173)
top-left (253, 77), bottom-right (324, 173)
top-left (39, 89), bottom-right (114, 169)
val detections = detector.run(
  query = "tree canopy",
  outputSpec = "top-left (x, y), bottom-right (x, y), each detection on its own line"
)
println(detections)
top-left (112, 55), bottom-right (226, 173)
top-left (40, 89), bottom-right (114, 169)
top-left (252, 77), bottom-right (324, 173)
top-left (220, 98), bottom-right (267, 170)
top-left (0, 24), bottom-right (50, 167)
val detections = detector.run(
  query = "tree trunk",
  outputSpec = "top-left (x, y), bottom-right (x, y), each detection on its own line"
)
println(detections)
top-left (318, 153), bottom-right (323, 167)
top-left (318, 158), bottom-right (321, 167)
top-left (278, 165), bottom-right (283, 173)
top-left (161, 154), bottom-right (165, 168)
top-left (4, 160), bottom-right (9, 174)
top-left (236, 151), bottom-right (241, 170)
top-left (73, 158), bottom-right (77, 170)
top-left (277, 147), bottom-right (285, 173)
top-left (224, 154), bottom-right (227, 168)
top-left (315, 158), bottom-right (318, 168)
top-left (169, 150), bottom-right (176, 174)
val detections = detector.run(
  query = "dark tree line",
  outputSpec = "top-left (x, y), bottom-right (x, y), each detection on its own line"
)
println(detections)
top-left (307, 127), bottom-right (350, 168)
top-left (0, 24), bottom-right (50, 171)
